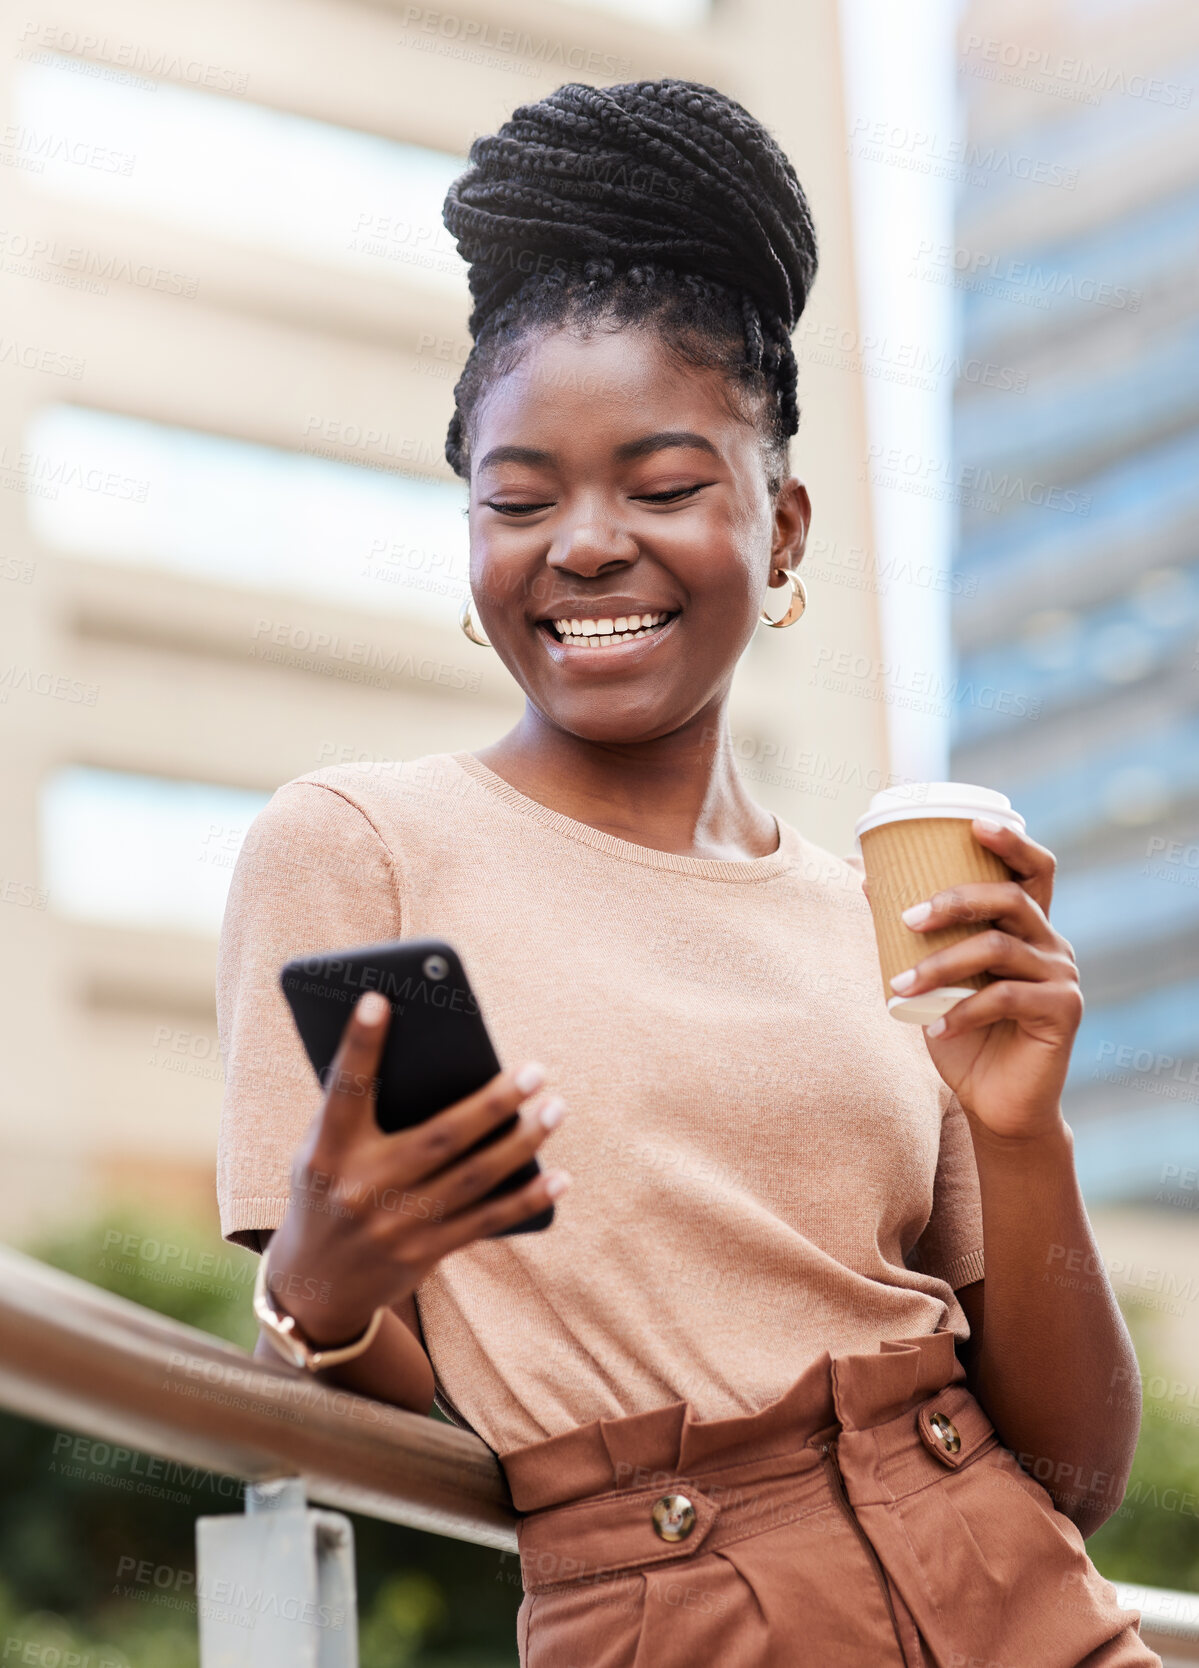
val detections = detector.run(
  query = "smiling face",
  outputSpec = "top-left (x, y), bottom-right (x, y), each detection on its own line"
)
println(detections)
top-left (467, 324), bottom-right (810, 746)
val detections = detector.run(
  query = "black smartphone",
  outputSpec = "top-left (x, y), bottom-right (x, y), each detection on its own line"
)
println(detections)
top-left (279, 937), bottom-right (553, 1235)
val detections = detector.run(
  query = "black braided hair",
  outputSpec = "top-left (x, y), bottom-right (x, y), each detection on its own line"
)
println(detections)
top-left (441, 79), bottom-right (818, 493)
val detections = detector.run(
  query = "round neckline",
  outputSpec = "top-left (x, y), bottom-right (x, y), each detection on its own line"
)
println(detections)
top-left (451, 751), bottom-right (799, 881)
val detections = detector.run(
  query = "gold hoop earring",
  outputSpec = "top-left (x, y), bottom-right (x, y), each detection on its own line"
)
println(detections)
top-left (760, 568), bottom-right (807, 629)
top-left (459, 594), bottom-right (491, 648)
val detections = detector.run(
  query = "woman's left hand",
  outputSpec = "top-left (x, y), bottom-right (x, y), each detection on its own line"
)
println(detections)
top-left (882, 820), bottom-right (1082, 1141)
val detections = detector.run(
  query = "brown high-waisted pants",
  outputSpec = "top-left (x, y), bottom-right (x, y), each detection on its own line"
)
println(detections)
top-left (500, 1332), bottom-right (1161, 1667)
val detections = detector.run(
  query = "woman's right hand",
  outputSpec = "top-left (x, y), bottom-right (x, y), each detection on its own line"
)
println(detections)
top-left (263, 989), bottom-right (570, 1347)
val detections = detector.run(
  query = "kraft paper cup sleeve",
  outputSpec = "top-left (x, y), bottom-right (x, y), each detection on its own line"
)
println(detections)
top-left (859, 816), bottom-right (1014, 1024)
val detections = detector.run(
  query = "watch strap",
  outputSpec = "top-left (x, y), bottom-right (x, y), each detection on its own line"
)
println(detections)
top-left (253, 1245), bottom-right (385, 1371)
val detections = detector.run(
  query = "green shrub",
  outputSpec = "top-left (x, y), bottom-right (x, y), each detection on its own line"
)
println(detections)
top-left (1088, 1313), bottom-right (1199, 1593)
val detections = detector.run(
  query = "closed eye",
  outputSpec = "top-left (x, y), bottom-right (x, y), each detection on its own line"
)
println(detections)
top-left (485, 483), bottom-right (712, 515)
top-left (635, 484), bottom-right (712, 503)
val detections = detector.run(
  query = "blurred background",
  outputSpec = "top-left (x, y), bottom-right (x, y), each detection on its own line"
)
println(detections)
top-left (0, 0), bottom-right (1195, 1661)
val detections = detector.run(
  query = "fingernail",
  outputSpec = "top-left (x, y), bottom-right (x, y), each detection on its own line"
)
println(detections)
top-left (545, 1170), bottom-right (571, 1197)
top-left (890, 968), bottom-right (917, 992)
top-left (515, 1062), bottom-right (546, 1095)
top-left (902, 901), bottom-right (932, 926)
top-left (358, 992), bottom-right (389, 1024)
top-left (975, 816), bottom-right (1002, 833)
top-left (539, 1096), bottom-right (566, 1129)
top-left (926, 1017), bottom-right (947, 1037)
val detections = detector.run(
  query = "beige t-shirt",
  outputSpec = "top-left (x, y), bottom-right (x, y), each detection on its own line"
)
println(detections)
top-left (216, 752), bottom-right (985, 1456)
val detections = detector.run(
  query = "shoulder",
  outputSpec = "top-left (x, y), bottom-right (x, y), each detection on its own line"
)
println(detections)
top-left (244, 753), bottom-right (469, 858)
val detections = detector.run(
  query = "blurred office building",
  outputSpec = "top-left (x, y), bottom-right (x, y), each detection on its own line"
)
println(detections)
top-left (0, 0), bottom-right (887, 1234)
top-left (951, 0), bottom-right (1199, 1202)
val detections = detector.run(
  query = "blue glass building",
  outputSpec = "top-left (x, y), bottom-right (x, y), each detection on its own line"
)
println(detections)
top-left (951, 8), bottom-right (1199, 1203)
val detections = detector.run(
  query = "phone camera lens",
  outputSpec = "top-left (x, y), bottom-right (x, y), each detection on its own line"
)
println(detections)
top-left (423, 955), bottom-right (449, 981)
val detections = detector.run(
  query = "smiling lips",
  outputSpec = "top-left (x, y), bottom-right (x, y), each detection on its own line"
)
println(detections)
top-left (548, 611), bottom-right (673, 649)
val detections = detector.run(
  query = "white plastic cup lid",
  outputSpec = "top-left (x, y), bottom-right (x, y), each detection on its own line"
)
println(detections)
top-left (854, 781), bottom-right (1025, 847)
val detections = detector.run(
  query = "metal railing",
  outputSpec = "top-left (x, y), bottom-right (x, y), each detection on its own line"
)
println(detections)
top-left (0, 1244), bottom-right (515, 1549)
top-left (1, 1243), bottom-right (1197, 1664)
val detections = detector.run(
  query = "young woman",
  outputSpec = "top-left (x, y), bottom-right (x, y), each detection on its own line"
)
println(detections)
top-left (217, 79), bottom-right (1159, 1668)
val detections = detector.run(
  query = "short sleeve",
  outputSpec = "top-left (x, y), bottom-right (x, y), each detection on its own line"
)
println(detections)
top-left (215, 780), bottom-right (402, 1248)
top-left (905, 1091), bottom-right (986, 1291)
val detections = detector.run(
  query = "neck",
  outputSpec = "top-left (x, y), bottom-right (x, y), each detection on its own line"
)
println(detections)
top-left (472, 700), bottom-right (779, 861)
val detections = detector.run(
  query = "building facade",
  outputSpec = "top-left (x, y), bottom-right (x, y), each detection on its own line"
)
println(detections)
top-left (0, 0), bottom-right (888, 1234)
top-left (952, 0), bottom-right (1199, 1208)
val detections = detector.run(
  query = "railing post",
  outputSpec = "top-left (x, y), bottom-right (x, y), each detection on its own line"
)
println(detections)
top-left (196, 1476), bottom-right (358, 1666)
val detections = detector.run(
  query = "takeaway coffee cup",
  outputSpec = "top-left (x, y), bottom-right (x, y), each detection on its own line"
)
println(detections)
top-left (854, 782), bottom-right (1026, 1025)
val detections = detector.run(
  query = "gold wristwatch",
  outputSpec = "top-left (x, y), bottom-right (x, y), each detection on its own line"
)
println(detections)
top-left (253, 1246), bottom-right (385, 1372)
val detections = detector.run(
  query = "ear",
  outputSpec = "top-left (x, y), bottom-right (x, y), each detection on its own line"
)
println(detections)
top-left (768, 477), bottom-right (811, 585)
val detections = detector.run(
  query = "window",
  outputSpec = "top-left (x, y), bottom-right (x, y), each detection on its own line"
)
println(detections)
top-left (960, 182), bottom-right (1199, 355)
top-left (564, 0), bottom-right (710, 24)
top-left (957, 426), bottom-right (1199, 592)
top-left (956, 316), bottom-right (1199, 482)
top-left (1051, 853), bottom-right (1199, 959)
top-left (986, 714), bottom-right (1199, 848)
top-left (26, 405), bottom-right (470, 625)
top-left (952, 563), bottom-right (1199, 742)
top-left (41, 767), bottom-right (269, 935)
top-left (12, 53), bottom-right (469, 291)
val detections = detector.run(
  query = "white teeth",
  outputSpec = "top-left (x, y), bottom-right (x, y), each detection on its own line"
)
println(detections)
top-left (549, 611), bottom-right (672, 646)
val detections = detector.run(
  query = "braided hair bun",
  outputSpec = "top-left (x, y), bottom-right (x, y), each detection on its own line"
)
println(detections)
top-left (440, 79), bottom-right (819, 485)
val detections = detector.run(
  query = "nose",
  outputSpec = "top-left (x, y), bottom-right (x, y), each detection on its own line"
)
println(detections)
top-left (548, 521), bottom-right (638, 579)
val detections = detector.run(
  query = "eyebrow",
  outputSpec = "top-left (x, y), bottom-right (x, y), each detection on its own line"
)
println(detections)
top-left (615, 430), bottom-right (720, 463)
top-left (476, 445), bottom-right (553, 472)
top-left (476, 431), bottom-right (720, 474)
